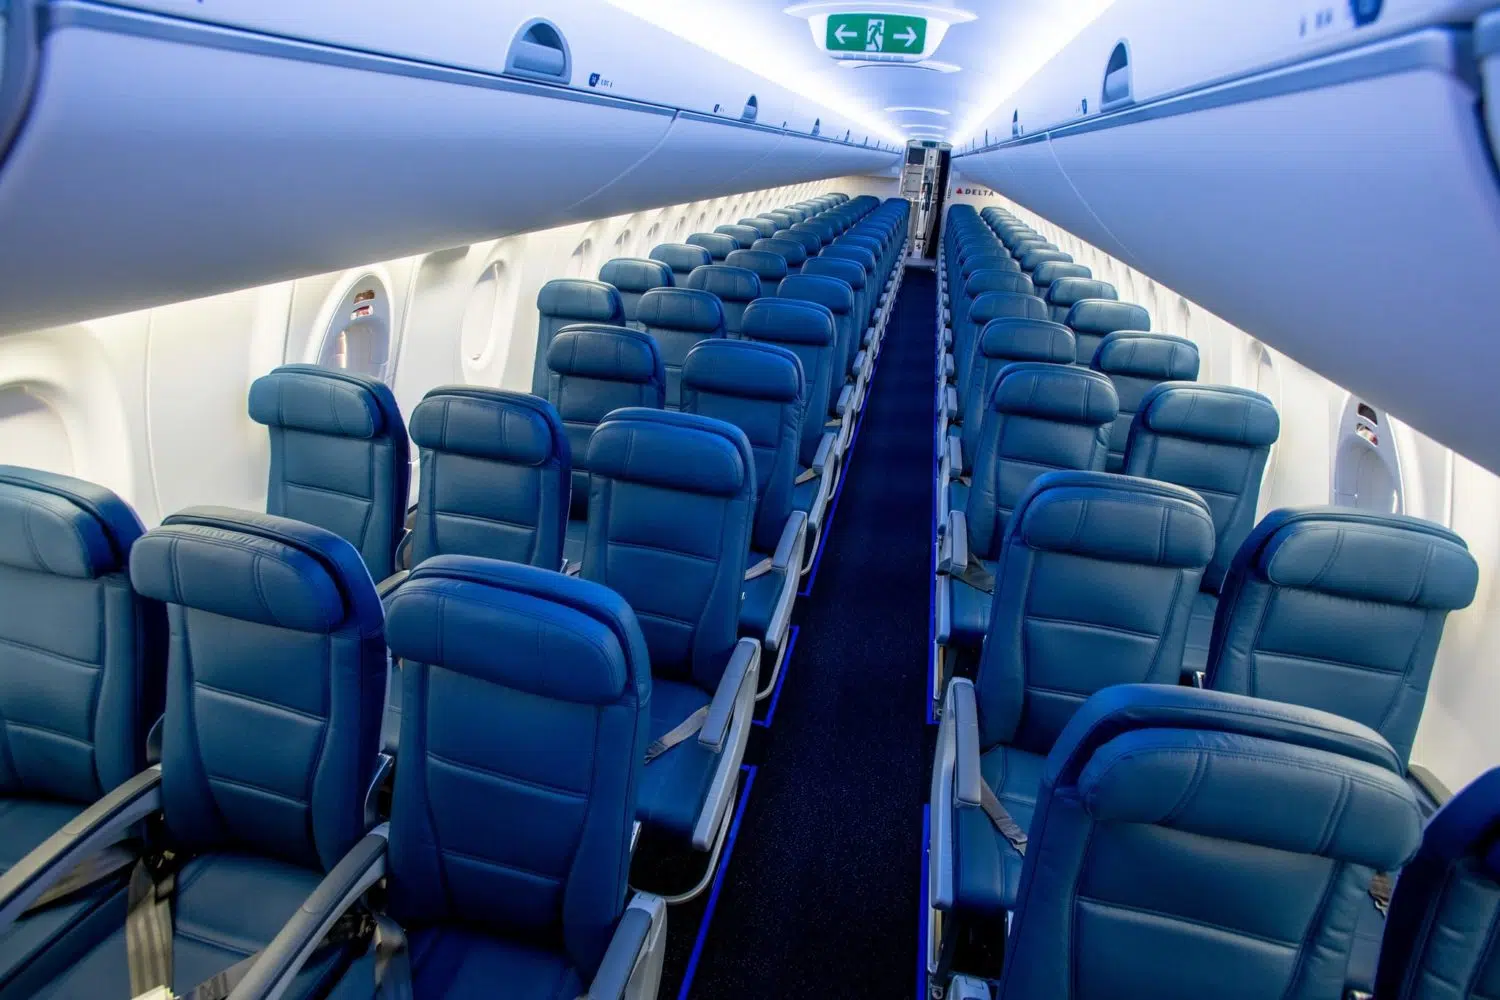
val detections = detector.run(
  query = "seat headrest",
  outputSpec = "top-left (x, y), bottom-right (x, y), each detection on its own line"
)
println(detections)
top-left (959, 253), bottom-right (1015, 276)
top-left (1032, 262), bottom-right (1092, 286)
top-left (978, 318), bottom-right (1076, 365)
top-left (1092, 332), bottom-right (1200, 380)
top-left (1048, 278), bottom-right (1120, 309)
top-left (989, 363), bottom-right (1119, 425)
top-left (739, 218), bottom-right (777, 238)
top-left (970, 291), bottom-right (1050, 324)
top-left (685, 233), bottom-right (739, 260)
top-left (966, 270), bottom-right (1035, 297)
top-left (683, 340), bottom-right (803, 404)
top-left (1246, 507), bottom-right (1478, 610)
top-left (725, 249), bottom-right (788, 282)
top-left (536, 278), bottom-right (624, 321)
top-left (714, 225), bottom-right (760, 249)
top-left (779, 274), bottom-right (853, 315)
top-left (741, 298), bottom-right (835, 346)
top-left (131, 507), bottom-right (376, 634)
top-left (819, 245), bottom-right (876, 273)
top-left (386, 556), bottom-right (648, 705)
top-left (586, 408), bottom-right (753, 498)
top-left (802, 257), bottom-right (866, 290)
top-left (636, 287), bottom-right (725, 333)
top-left (773, 229), bottom-right (821, 254)
top-left (1064, 299), bottom-right (1148, 336)
top-left (598, 257), bottom-right (673, 294)
top-left (1079, 726), bottom-right (1421, 869)
top-left (1019, 248), bottom-right (1073, 270)
top-left (1137, 383), bottom-right (1281, 447)
top-left (684, 264), bottom-right (761, 301)
top-left (1012, 471), bottom-right (1215, 569)
top-left (751, 238), bottom-right (809, 266)
top-left (248, 365), bottom-right (391, 439)
top-left (649, 243), bottom-right (712, 274)
top-left (0, 466), bottom-right (143, 579)
top-left (410, 387), bottom-right (564, 466)
top-left (546, 324), bottom-right (663, 384)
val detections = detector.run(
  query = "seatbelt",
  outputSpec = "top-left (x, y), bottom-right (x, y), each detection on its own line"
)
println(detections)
top-left (644, 706), bottom-right (710, 763)
top-left (374, 915), bottom-right (414, 1000)
top-left (177, 907), bottom-right (374, 1000)
top-left (23, 842), bottom-right (137, 914)
top-left (793, 468), bottom-right (818, 486)
top-left (978, 783), bottom-right (1028, 856)
top-left (956, 554), bottom-right (995, 595)
top-left (744, 557), bottom-right (773, 581)
top-left (1368, 871), bottom-right (1394, 916)
top-left (563, 562), bottom-right (581, 577)
top-left (125, 851), bottom-right (183, 997)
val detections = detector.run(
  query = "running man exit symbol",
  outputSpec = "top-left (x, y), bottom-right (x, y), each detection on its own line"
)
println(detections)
top-left (824, 14), bottom-right (926, 54)
top-left (866, 18), bottom-right (884, 51)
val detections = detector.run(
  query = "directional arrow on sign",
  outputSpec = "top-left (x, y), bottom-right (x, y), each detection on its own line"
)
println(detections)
top-left (834, 24), bottom-right (856, 43)
top-left (895, 26), bottom-right (918, 48)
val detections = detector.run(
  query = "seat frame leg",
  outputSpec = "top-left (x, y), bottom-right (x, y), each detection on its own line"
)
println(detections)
top-left (754, 631), bottom-right (790, 702)
top-left (647, 784), bottom-right (736, 905)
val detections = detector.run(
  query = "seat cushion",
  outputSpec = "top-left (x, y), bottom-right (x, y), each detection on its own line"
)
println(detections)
top-left (636, 679), bottom-right (716, 840)
top-left (792, 472), bottom-right (821, 518)
top-left (406, 925), bottom-right (582, 999)
top-left (34, 853), bottom-right (348, 999)
top-left (953, 746), bottom-right (1045, 916)
top-left (563, 518), bottom-right (587, 568)
top-left (738, 556), bottom-right (782, 642)
top-left (947, 563), bottom-right (995, 649)
top-left (1183, 590), bottom-right (1218, 675)
top-left (947, 479), bottom-right (969, 514)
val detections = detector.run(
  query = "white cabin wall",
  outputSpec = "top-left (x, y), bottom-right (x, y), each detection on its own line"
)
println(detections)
top-left (953, 178), bottom-right (1500, 792)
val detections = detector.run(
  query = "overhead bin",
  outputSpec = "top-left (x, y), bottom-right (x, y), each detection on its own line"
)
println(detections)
top-left (955, 22), bottom-right (1500, 478)
top-left (0, 1), bottom-right (900, 332)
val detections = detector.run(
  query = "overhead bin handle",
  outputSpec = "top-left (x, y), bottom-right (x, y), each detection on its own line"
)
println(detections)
top-left (1100, 41), bottom-right (1133, 112)
top-left (506, 18), bottom-right (572, 85)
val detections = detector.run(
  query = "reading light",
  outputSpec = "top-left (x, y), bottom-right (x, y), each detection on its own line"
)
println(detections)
top-left (885, 106), bottom-right (951, 115)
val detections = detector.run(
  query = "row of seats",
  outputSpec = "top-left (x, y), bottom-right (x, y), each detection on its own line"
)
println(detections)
top-left (925, 203), bottom-right (1487, 999)
top-left (0, 193), bottom-right (915, 999)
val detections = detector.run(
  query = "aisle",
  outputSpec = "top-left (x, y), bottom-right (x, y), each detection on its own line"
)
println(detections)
top-left (666, 267), bottom-right (939, 997)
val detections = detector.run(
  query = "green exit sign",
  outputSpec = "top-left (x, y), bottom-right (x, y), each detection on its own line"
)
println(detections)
top-left (825, 13), bottom-right (927, 54)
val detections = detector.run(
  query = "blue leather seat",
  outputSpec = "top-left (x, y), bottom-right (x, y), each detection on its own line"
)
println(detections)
top-left (598, 257), bottom-right (673, 329)
top-left (947, 273), bottom-right (1041, 392)
top-left (982, 686), bottom-right (1423, 1000)
top-left (681, 341), bottom-right (806, 692)
top-left (757, 213), bottom-right (793, 233)
top-left (778, 274), bottom-right (858, 425)
top-left (1047, 276), bottom-right (1119, 325)
top-left (531, 279), bottom-right (625, 394)
top-left (1063, 301), bottom-right (1153, 378)
top-left (801, 258), bottom-right (870, 379)
top-left (751, 237), bottom-right (808, 276)
top-left (1123, 383), bottom-right (1280, 674)
top-left (772, 229), bottom-right (821, 260)
top-left (952, 292), bottom-right (1051, 412)
top-left (649, 243), bottom-right (712, 286)
top-left (789, 222), bottom-right (830, 252)
top-left (932, 473), bottom-right (1214, 925)
top-left (817, 245), bottom-right (880, 332)
top-left (1089, 331), bottom-right (1200, 471)
top-left (714, 224), bottom-right (760, 251)
top-left (406, 387), bottom-right (569, 572)
top-left (1030, 261), bottom-right (1091, 303)
top-left (684, 264), bottom-right (761, 338)
top-left (248, 364), bottom-right (410, 580)
top-left (1010, 237), bottom-right (1056, 261)
top-left (739, 217), bottom-right (778, 239)
top-left (373, 557), bottom-right (659, 998)
top-left (636, 287), bottom-right (727, 411)
top-left (1016, 247), bottom-right (1073, 274)
top-left (726, 248), bottom-right (788, 299)
top-left (1205, 507), bottom-right (1479, 770)
top-left (937, 365), bottom-right (1117, 651)
top-left (543, 324), bottom-right (666, 566)
top-left (1376, 767), bottom-right (1500, 1000)
top-left (685, 232), bottom-right (738, 263)
top-left (31, 507), bottom-right (384, 998)
top-left (0, 469), bottom-right (163, 996)
top-left (581, 409), bottom-right (760, 855)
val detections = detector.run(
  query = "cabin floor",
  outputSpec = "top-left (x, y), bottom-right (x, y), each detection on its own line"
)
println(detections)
top-left (654, 268), bottom-right (938, 998)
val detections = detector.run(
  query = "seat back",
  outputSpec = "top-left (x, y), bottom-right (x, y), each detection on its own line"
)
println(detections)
top-left (740, 299), bottom-right (839, 468)
top-left (408, 388), bottom-right (569, 571)
top-left (1205, 507), bottom-right (1478, 767)
top-left (965, 363), bottom-right (1117, 560)
top-left (778, 274), bottom-right (856, 402)
top-left (598, 258), bottom-right (673, 328)
top-left (751, 237), bottom-right (808, 275)
top-left (713, 225), bottom-right (759, 251)
top-left (130, 508), bottom-right (385, 871)
top-left (957, 292), bottom-right (1051, 396)
top-left (773, 229), bottom-right (821, 259)
top-left (685, 232), bottom-right (738, 263)
top-left (383, 558), bottom-right (648, 979)
top-left (1062, 298), bottom-right (1147, 369)
top-left (532, 279), bottom-right (625, 393)
top-left (726, 248), bottom-right (788, 298)
top-left (801, 257), bottom-right (868, 365)
top-left (684, 264), bottom-right (761, 338)
top-left (681, 340), bottom-right (804, 553)
top-left (636, 287), bottom-right (727, 409)
top-left (248, 364), bottom-right (409, 579)
top-left (1124, 383), bottom-right (1280, 590)
top-left (544, 324), bottom-right (666, 519)
top-left (1048, 277), bottom-right (1119, 325)
top-left (975, 472), bottom-right (1213, 754)
top-left (1377, 767), bottom-right (1500, 1000)
top-left (760, 212), bottom-right (794, 231)
top-left (998, 685), bottom-right (1424, 1000)
top-left (649, 243), bottom-right (712, 285)
top-left (739, 217), bottom-right (777, 239)
top-left (1011, 238), bottom-right (1057, 260)
top-left (1031, 262), bottom-right (1091, 302)
top-left (0, 468), bottom-right (162, 805)
top-left (582, 409), bottom-right (754, 694)
top-left (958, 319), bottom-right (1075, 467)
top-left (1018, 248), bottom-right (1073, 274)
top-left (1089, 331), bottom-right (1200, 472)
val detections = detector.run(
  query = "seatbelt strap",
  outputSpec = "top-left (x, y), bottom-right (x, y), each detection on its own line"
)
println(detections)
top-left (563, 561), bottom-right (581, 577)
top-left (125, 851), bottom-right (182, 997)
top-left (178, 908), bottom-right (376, 1000)
top-left (644, 706), bottom-right (710, 764)
top-left (793, 467), bottom-right (818, 486)
top-left (24, 842), bottom-right (137, 914)
top-left (744, 557), bottom-right (773, 581)
top-left (957, 554), bottom-right (995, 595)
top-left (1369, 871), bottom-right (1394, 916)
top-left (374, 915), bottom-right (414, 1000)
top-left (979, 783), bottom-right (1028, 856)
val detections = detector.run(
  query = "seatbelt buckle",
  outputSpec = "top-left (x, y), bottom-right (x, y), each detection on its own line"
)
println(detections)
top-left (132, 988), bottom-right (175, 1000)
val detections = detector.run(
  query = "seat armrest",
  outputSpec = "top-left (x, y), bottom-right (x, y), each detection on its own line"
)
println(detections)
top-left (943, 354), bottom-right (955, 380)
top-left (0, 766), bottom-right (162, 930)
top-left (586, 893), bottom-right (667, 1000)
top-left (950, 680), bottom-right (982, 808)
top-left (811, 432), bottom-right (836, 476)
top-left (853, 350), bottom-right (868, 380)
top-left (376, 570), bottom-right (410, 602)
top-left (699, 638), bottom-right (760, 754)
top-left (943, 386), bottom-right (959, 423)
top-left (938, 510), bottom-right (969, 577)
top-left (835, 383), bottom-right (855, 418)
top-left (772, 511), bottom-right (808, 574)
top-left (227, 829), bottom-right (390, 1000)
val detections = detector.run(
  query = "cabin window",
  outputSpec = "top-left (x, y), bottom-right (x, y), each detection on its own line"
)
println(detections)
top-left (318, 275), bottom-right (391, 381)
top-left (0, 384), bottom-right (74, 475)
top-left (566, 238), bottom-right (593, 278)
top-left (1333, 395), bottom-right (1403, 513)
top-left (460, 261), bottom-right (511, 368)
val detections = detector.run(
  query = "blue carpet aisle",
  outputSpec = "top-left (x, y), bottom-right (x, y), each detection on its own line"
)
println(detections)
top-left (659, 267), bottom-right (939, 997)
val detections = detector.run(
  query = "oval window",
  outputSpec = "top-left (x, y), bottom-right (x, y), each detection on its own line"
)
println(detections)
top-left (319, 275), bottom-right (391, 381)
top-left (0, 384), bottom-right (74, 475)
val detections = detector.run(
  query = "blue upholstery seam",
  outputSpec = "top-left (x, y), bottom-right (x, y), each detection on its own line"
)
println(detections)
top-left (302, 631), bottom-right (336, 865)
top-left (439, 845), bottom-right (561, 886)
top-left (1074, 894), bottom-right (1303, 949)
top-left (1307, 528), bottom-right (1347, 591)
top-left (0, 632), bottom-right (102, 669)
top-left (172, 923), bottom-right (255, 961)
top-left (194, 680), bottom-right (325, 724)
top-left (1162, 751), bottom-right (1209, 826)
top-left (206, 772), bottom-right (309, 809)
top-left (1249, 646), bottom-right (1411, 677)
top-left (605, 539), bottom-right (717, 566)
top-left (19, 499), bottom-right (58, 575)
top-left (1148, 570), bottom-right (1189, 679)
top-left (1314, 775), bottom-right (1352, 856)
top-left (281, 478), bottom-right (376, 504)
top-left (1281, 862), bottom-right (1346, 999)
top-left (1023, 615), bottom-right (1163, 642)
top-left (427, 508), bottom-right (537, 532)
top-left (425, 751), bottom-right (586, 801)
top-left (5, 719), bottom-right (93, 748)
